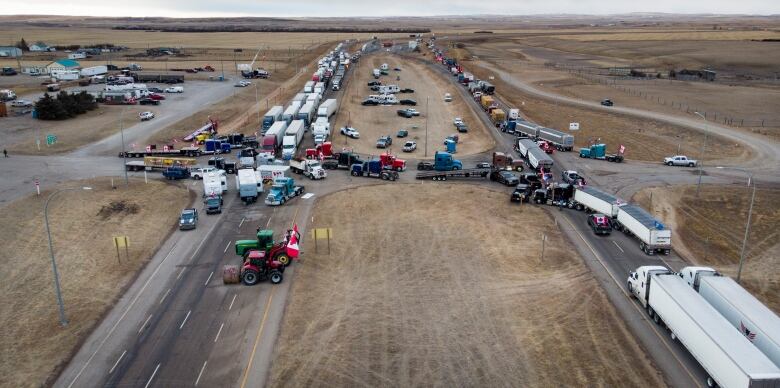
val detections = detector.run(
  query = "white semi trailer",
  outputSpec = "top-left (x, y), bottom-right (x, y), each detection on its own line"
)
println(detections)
top-left (628, 266), bottom-right (780, 388)
top-left (515, 138), bottom-right (536, 159)
top-left (614, 203), bottom-right (672, 255)
top-left (573, 186), bottom-right (624, 217)
top-left (679, 267), bottom-right (780, 368)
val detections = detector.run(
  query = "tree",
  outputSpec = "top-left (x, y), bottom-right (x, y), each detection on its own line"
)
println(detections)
top-left (56, 91), bottom-right (81, 117)
top-left (35, 93), bottom-right (68, 120)
top-left (74, 91), bottom-right (97, 112)
top-left (16, 38), bottom-right (29, 51)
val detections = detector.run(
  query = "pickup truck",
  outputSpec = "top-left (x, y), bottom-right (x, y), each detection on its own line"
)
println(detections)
top-left (179, 208), bottom-right (198, 230)
top-left (664, 155), bottom-right (698, 167)
top-left (163, 166), bottom-right (191, 180)
top-left (203, 195), bottom-right (223, 214)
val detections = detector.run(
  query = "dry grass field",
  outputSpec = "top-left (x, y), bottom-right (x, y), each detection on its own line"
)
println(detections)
top-left (0, 178), bottom-right (191, 388)
top-left (331, 52), bottom-right (494, 157)
top-left (633, 185), bottom-right (780, 313)
top-left (268, 184), bottom-right (664, 387)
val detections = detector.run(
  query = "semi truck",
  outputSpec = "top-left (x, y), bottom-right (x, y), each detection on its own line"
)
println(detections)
top-left (80, 65), bottom-right (108, 77)
top-left (580, 143), bottom-right (625, 163)
top-left (527, 147), bottom-right (554, 171)
top-left (628, 266), bottom-right (780, 388)
top-left (261, 121), bottom-right (288, 154)
top-left (427, 151), bottom-right (462, 171)
top-left (614, 204), bottom-right (672, 255)
top-left (262, 106), bottom-right (284, 131)
top-left (264, 177), bottom-right (305, 206)
top-left (282, 101), bottom-right (302, 124)
top-left (289, 158), bottom-right (327, 180)
top-left (679, 267), bottom-right (780, 368)
top-left (573, 186), bottom-right (624, 218)
top-left (292, 93), bottom-right (306, 104)
top-left (312, 117), bottom-right (331, 139)
top-left (515, 138), bottom-right (537, 159)
top-left (303, 81), bottom-right (315, 93)
top-left (119, 145), bottom-right (202, 158)
top-left (317, 98), bottom-right (338, 118)
top-left (515, 120), bottom-right (540, 138)
top-left (125, 156), bottom-right (197, 171)
top-left (235, 168), bottom-right (261, 204)
top-left (282, 120), bottom-right (305, 160)
top-left (350, 160), bottom-right (399, 181)
top-left (321, 152), bottom-right (363, 170)
top-left (297, 102), bottom-right (316, 126)
top-left (537, 127), bottom-right (575, 151)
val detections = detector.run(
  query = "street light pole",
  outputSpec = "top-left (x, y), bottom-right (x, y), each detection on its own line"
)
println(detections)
top-left (716, 166), bottom-right (755, 283)
top-left (44, 186), bottom-right (92, 327)
top-left (119, 106), bottom-right (129, 187)
top-left (694, 112), bottom-right (707, 196)
top-left (425, 96), bottom-right (429, 157)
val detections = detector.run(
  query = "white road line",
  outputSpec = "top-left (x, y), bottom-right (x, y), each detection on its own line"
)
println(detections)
top-left (613, 241), bottom-right (625, 253)
top-left (144, 363), bottom-right (161, 388)
top-left (223, 241), bottom-right (231, 253)
top-left (238, 217), bottom-right (245, 228)
top-left (204, 271), bottom-right (214, 286)
top-left (179, 310), bottom-right (192, 330)
top-left (66, 240), bottom-right (180, 388)
top-left (138, 314), bottom-right (153, 334)
top-left (214, 322), bottom-right (224, 342)
top-left (107, 350), bottom-right (126, 374)
top-left (265, 215), bottom-right (273, 228)
top-left (176, 268), bottom-right (185, 280)
top-left (194, 360), bottom-right (208, 386)
top-left (159, 288), bottom-right (171, 305)
top-left (228, 294), bottom-right (237, 311)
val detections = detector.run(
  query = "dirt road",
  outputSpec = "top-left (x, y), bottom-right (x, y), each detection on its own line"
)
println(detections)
top-left (331, 52), bottom-right (494, 157)
top-left (268, 184), bottom-right (663, 387)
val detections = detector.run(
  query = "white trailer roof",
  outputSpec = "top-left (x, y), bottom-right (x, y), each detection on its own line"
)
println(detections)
top-left (654, 275), bottom-right (780, 377)
top-left (620, 204), bottom-right (666, 230)
top-left (579, 186), bottom-right (622, 205)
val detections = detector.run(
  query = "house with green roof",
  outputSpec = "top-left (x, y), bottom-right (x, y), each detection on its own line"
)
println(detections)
top-left (46, 59), bottom-right (81, 73)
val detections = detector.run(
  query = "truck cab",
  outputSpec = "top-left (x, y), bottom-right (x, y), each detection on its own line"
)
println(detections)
top-left (627, 266), bottom-right (673, 308)
top-left (677, 266), bottom-right (720, 291)
top-left (203, 195), bottom-right (223, 214)
top-left (433, 151), bottom-right (462, 171)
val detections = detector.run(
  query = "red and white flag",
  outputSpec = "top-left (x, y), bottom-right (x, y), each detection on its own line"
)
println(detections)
top-left (292, 223), bottom-right (301, 240)
top-left (286, 232), bottom-right (300, 258)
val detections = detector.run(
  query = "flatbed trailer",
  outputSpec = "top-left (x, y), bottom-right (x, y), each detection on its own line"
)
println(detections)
top-left (125, 156), bottom-right (197, 171)
top-left (415, 168), bottom-right (489, 181)
top-left (119, 146), bottom-right (201, 158)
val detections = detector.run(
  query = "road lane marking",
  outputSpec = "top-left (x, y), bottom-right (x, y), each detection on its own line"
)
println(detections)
top-left (214, 322), bottom-right (224, 342)
top-left (144, 363), bottom-right (160, 388)
top-left (107, 350), bottom-right (126, 374)
top-left (228, 294), bottom-right (237, 311)
top-left (179, 310), bottom-right (191, 330)
top-left (561, 216), bottom-right (702, 388)
top-left (265, 215), bottom-right (273, 228)
top-left (223, 241), bottom-right (231, 253)
top-left (195, 360), bottom-right (208, 386)
top-left (204, 271), bottom-right (214, 286)
top-left (612, 241), bottom-right (625, 253)
top-left (176, 268), bottom-right (185, 280)
top-left (240, 287), bottom-right (276, 388)
top-left (138, 314), bottom-right (152, 334)
top-left (159, 288), bottom-right (171, 305)
top-left (238, 217), bottom-right (245, 229)
top-left (66, 240), bottom-right (180, 388)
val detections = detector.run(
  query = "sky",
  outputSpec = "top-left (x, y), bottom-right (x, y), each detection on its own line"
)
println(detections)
top-left (1, 0), bottom-right (778, 17)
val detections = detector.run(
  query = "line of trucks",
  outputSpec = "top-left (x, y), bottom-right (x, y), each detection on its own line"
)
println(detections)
top-left (628, 265), bottom-right (780, 388)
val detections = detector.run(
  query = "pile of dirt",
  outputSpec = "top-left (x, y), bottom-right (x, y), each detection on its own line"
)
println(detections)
top-left (268, 184), bottom-right (663, 387)
top-left (96, 200), bottom-right (140, 219)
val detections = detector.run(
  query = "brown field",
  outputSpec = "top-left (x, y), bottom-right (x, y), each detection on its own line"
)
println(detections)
top-left (633, 185), bottom-right (780, 313)
top-left (268, 184), bottom-right (664, 387)
top-left (331, 52), bottom-right (494, 157)
top-left (0, 178), bottom-right (191, 388)
top-left (465, 61), bottom-right (747, 163)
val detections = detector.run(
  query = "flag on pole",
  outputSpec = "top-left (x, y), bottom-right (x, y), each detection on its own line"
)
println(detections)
top-left (292, 223), bottom-right (300, 240)
top-left (286, 233), bottom-right (300, 258)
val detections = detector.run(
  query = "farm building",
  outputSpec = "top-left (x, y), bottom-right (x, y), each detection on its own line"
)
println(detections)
top-left (29, 42), bottom-right (54, 52)
top-left (46, 59), bottom-right (81, 72)
top-left (0, 47), bottom-right (22, 57)
top-left (675, 69), bottom-right (717, 82)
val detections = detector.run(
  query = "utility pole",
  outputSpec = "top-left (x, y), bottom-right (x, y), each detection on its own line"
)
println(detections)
top-left (715, 166), bottom-right (756, 284)
top-left (694, 112), bottom-right (707, 196)
top-left (425, 96), bottom-right (429, 157)
top-left (119, 106), bottom-right (129, 187)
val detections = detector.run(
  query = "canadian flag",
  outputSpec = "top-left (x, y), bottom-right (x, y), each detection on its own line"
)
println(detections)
top-left (286, 232), bottom-right (300, 258)
top-left (292, 223), bottom-right (301, 240)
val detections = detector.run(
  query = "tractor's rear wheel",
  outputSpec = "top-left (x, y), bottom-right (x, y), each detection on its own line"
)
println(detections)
top-left (242, 269), bottom-right (260, 286)
top-left (269, 270), bottom-right (283, 284)
top-left (275, 253), bottom-right (291, 266)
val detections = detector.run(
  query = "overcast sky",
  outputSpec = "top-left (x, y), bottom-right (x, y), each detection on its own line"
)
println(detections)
top-left (2, 0), bottom-right (778, 17)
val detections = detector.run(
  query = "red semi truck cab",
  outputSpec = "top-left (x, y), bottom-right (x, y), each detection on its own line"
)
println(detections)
top-left (380, 152), bottom-right (406, 172)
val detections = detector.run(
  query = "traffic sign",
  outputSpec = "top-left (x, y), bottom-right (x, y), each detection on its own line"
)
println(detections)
top-left (46, 134), bottom-right (57, 145)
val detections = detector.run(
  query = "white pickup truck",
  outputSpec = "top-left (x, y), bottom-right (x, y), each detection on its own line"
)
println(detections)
top-left (664, 155), bottom-right (698, 167)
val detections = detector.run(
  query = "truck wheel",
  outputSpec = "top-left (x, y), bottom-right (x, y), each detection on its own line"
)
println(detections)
top-left (707, 376), bottom-right (717, 388)
top-left (381, 174), bottom-right (388, 180)
top-left (242, 269), bottom-right (260, 286)
top-left (627, 283), bottom-right (634, 296)
top-left (390, 175), bottom-right (396, 181)
top-left (688, 163), bottom-right (695, 167)
top-left (351, 171), bottom-right (359, 176)
top-left (269, 270), bottom-right (283, 284)
top-left (670, 331), bottom-right (677, 341)
top-left (666, 161), bottom-right (674, 166)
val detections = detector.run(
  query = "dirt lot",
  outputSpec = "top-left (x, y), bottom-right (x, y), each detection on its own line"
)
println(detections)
top-left (268, 184), bottom-right (663, 387)
top-left (465, 60), bottom-right (748, 164)
top-left (332, 53), bottom-right (494, 158)
top-left (0, 178), bottom-right (191, 387)
top-left (633, 185), bottom-right (780, 313)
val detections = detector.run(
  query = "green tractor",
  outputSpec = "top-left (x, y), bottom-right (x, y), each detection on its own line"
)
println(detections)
top-left (235, 229), bottom-right (293, 266)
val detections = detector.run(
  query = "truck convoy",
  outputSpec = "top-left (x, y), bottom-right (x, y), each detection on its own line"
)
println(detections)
top-left (628, 266), bottom-right (780, 388)
top-left (679, 267), bottom-right (780, 368)
top-left (235, 168), bottom-right (262, 204)
top-left (262, 106), bottom-right (284, 131)
top-left (281, 120), bottom-right (305, 160)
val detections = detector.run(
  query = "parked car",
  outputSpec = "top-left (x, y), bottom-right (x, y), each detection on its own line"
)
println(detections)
top-left (148, 87), bottom-right (164, 93)
top-left (453, 117), bottom-right (464, 126)
top-left (663, 155), bottom-right (698, 167)
top-left (397, 109), bottom-right (414, 118)
top-left (394, 67), bottom-right (402, 71)
top-left (417, 161), bottom-right (434, 170)
top-left (444, 93), bottom-right (452, 102)
top-left (179, 208), bottom-right (198, 230)
top-left (399, 99), bottom-right (417, 106)
top-left (139, 98), bottom-right (159, 106)
top-left (403, 141), bottom-right (417, 152)
top-left (362, 99), bottom-right (379, 106)
top-left (400, 88), bottom-right (414, 93)
top-left (340, 127), bottom-right (360, 139)
top-left (203, 196), bottom-right (223, 215)
top-left (587, 213), bottom-right (612, 235)
top-left (601, 99), bottom-right (614, 106)
top-left (164, 86), bottom-right (183, 93)
top-left (139, 111), bottom-right (155, 120)
top-left (561, 170), bottom-right (585, 185)
top-left (455, 123), bottom-right (469, 133)
top-left (370, 85), bottom-right (380, 91)
top-left (511, 184), bottom-right (533, 203)
top-left (235, 80), bottom-right (251, 87)
top-left (191, 165), bottom-right (222, 180)
top-left (476, 162), bottom-right (491, 169)
top-left (147, 93), bottom-right (166, 101)
top-left (367, 81), bottom-right (381, 86)
top-left (376, 136), bottom-right (393, 148)
top-left (10, 99), bottom-right (32, 107)
top-left (396, 129), bottom-right (408, 138)
top-left (490, 170), bottom-right (519, 186)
